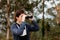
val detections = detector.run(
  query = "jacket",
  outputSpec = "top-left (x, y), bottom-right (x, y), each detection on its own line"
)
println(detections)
top-left (10, 21), bottom-right (39, 40)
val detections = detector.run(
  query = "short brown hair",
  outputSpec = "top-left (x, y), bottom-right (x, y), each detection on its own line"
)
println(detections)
top-left (14, 10), bottom-right (24, 22)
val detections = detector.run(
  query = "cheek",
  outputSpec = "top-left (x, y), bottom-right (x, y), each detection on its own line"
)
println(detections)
top-left (19, 16), bottom-right (22, 20)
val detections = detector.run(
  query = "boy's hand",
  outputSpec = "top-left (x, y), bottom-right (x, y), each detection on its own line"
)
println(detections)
top-left (28, 18), bottom-right (34, 21)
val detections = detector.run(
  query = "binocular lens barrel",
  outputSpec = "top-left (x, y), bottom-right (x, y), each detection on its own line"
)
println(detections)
top-left (25, 16), bottom-right (33, 19)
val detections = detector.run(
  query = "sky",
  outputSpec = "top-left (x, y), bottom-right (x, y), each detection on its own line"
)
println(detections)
top-left (33, 0), bottom-right (60, 19)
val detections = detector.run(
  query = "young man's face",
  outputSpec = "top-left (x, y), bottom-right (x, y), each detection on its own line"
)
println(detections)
top-left (16, 13), bottom-right (26, 22)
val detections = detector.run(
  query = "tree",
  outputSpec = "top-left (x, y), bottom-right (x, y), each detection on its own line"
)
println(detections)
top-left (6, 0), bottom-right (10, 40)
top-left (0, 0), bottom-right (60, 40)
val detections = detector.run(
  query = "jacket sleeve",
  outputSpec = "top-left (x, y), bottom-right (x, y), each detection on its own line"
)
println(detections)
top-left (10, 22), bottom-right (25, 35)
top-left (27, 21), bottom-right (39, 31)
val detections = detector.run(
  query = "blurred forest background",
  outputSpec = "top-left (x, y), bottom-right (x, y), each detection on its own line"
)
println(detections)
top-left (0, 0), bottom-right (60, 40)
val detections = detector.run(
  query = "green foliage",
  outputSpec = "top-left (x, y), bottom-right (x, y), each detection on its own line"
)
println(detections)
top-left (46, 7), bottom-right (56, 17)
top-left (0, 0), bottom-right (60, 40)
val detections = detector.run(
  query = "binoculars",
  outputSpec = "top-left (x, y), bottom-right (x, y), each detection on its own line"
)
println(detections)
top-left (25, 15), bottom-right (33, 19)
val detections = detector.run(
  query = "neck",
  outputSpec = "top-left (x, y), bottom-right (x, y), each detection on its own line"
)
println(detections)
top-left (16, 21), bottom-right (22, 25)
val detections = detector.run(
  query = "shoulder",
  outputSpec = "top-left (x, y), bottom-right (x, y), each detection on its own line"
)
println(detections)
top-left (10, 23), bottom-right (16, 28)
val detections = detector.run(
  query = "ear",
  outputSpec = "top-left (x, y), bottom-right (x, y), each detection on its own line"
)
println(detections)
top-left (16, 17), bottom-right (18, 20)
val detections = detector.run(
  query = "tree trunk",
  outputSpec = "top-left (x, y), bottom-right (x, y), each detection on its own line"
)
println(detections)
top-left (14, 0), bottom-right (17, 23)
top-left (6, 0), bottom-right (10, 40)
top-left (42, 0), bottom-right (45, 40)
